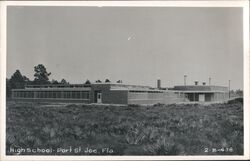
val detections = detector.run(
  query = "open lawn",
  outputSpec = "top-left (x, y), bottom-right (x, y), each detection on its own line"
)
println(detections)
top-left (6, 99), bottom-right (243, 155)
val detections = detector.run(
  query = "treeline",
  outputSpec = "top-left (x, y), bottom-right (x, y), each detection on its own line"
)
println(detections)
top-left (6, 64), bottom-right (70, 98)
top-left (6, 64), bottom-right (122, 98)
top-left (230, 89), bottom-right (243, 98)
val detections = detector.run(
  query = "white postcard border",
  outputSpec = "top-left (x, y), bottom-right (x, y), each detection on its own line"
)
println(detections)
top-left (0, 1), bottom-right (249, 160)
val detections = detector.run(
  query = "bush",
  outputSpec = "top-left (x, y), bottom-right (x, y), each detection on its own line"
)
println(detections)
top-left (6, 101), bottom-right (243, 155)
top-left (128, 104), bottom-right (140, 107)
top-left (228, 97), bottom-right (243, 104)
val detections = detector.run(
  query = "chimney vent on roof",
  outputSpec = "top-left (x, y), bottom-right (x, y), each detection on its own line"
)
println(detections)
top-left (195, 81), bottom-right (199, 85)
top-left (157, 79), bottom-right (161, 89)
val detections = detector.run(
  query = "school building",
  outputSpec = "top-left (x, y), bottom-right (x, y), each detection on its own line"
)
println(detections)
top-left (11, 80), bottom-right (229, 105)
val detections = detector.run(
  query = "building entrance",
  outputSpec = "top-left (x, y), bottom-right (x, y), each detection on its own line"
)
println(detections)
top-left (94, 91), bottom-right (102, 103)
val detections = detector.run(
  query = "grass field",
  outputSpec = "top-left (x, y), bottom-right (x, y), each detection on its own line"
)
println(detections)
top-left (6, 99), bottom-right (243, 155)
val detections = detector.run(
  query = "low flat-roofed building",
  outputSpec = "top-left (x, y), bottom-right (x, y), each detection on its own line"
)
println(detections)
top-left (170, 85), bottom-right (229, 102)
top-left (11, 81), bottom-right (229, 104)
top-left (11, 83), bottom-right (185, 105)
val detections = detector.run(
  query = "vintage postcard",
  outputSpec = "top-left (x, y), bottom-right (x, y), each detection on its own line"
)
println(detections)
top-left (0, 1), bottom-right (249, 160)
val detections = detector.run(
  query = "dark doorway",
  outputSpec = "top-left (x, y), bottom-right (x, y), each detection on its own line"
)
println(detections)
top-left (94, 91), bottom-right (102, 103)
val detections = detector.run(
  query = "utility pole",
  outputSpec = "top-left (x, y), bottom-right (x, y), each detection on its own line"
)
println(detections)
top-left (184, 75), bottom-right (187, 101)
top-left (209, 77), bottom-right (211, 86)
top-left (229, 80), bottom-right (231, 99)
top-left (184, 75), bottom-right (187, 86)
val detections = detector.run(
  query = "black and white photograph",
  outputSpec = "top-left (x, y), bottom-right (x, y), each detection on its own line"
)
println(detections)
top-left (0, 1), bottom-right (249, 160)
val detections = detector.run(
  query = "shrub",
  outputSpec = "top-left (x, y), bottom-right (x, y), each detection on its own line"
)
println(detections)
top-left (228, 97), bottom-right (243, 104)
top-left (6, 101), bottom-right (243, 155)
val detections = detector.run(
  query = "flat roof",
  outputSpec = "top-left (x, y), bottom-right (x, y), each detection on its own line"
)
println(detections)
top-left (25, 83), bottom-right (153, 89)
top-left (22, 84), bottom-right (229, 93)
top-left (25, 84), bottom-right (89, 88)
top-left (12, 87), bottom-right (91, 91)
top-left (172, 85), bottom-right (228, 92)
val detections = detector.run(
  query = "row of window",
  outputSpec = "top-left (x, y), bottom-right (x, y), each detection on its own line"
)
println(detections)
top-left (13, 91), bottom-right (90, 99)
top-left (129, 90), bottom-right (164, 93)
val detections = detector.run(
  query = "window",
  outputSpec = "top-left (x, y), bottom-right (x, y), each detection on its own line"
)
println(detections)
top-left (72, 91), bottom-right (76, 98)
top-left (13, 92), bottom-right (17, 98)
top-left (40, 91), bottom-right (44, 98)
top-left (23, 92), bottom-right (27, 98)
top-left (76, 91), bottom-right (80, 99)
top-left (13, 90), bottom-right (91, 99)
top-left (20, 91), bottom-right (24, 98)
top-left (53, 92), bottom-right (57, 98)
top-left (64, 91), bottom-right (70, 98)
top-left (43, 91), bottom-right (47, 98)
top-left (27, 91), bottom-right (34, 98)
top-left (17, 92), bottom-right (20, 98)
top-left (56, 92), bottom-right (61, 98)
top-left (48, 91), bottom-right (52, 98)
top-left (81, 91), bottom-right (90, 99)
top-left (63, 91), bottom-right (67, 98)
top-left (37, 92), bottom-right (40, 98)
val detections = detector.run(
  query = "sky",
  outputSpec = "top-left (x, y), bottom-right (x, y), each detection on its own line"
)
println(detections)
top-left (7, 6), bottom-right (243, 89)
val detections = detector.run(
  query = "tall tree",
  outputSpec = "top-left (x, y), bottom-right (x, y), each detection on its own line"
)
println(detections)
top-left (96, 80), bottom-right (102, 83)
top-left (7, 70), bottom-right (31, 98)
top-left (117, 80), bottom-right (122, 83)
top-left (51, 79), bottom-right (59, 84)
top-left (6, 79), bottom-right (12, 98)
top-left (60, 79), bottom-right (69, 84)
top-left (84, 79), bottom-right (91, 85)
top-left (9, 70), bottom-right (26, 89)
top-left (105, 79), bottom-right (111, 83)
top-left (33, 64), bottom-right (51, 84)
top-left (23, 75), bottom-right (31, 85)
top-left (235, 89), bottom-right (243, 97)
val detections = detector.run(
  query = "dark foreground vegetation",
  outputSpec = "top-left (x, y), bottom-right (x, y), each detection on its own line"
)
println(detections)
top-left (6, 99), bottom-right (243, 155)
